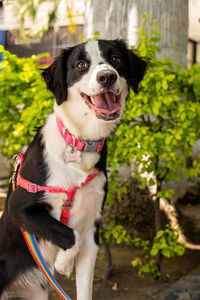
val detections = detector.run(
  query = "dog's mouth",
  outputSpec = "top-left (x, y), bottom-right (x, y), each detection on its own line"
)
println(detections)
top-left (81, 92), bottom-right (121, 121)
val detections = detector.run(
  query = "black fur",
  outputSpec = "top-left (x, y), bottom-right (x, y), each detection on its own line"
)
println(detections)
top-left (41, 43), bottom-right (91, 105)
top-left (41, 49), bottom-right (73, 105)
top-left (94, 142), bottom-right (108, 246)
top-left (98, 39), bottom-right (147, 93)
top-left (94, 220), bottom-right (101, 246)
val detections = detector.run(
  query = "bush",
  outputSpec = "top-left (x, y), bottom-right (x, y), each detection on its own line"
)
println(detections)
top-left (0, 47), bottom-right (54, 159)
top-left (107, 15), bottom-right (200, 198)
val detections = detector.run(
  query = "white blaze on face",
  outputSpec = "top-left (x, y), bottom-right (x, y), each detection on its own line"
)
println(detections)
top-left (83, 41), bottom-right (122, 96)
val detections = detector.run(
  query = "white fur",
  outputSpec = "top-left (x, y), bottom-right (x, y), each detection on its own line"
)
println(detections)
top-left (1, 268), bottom-right (48, 300)
top-left (37, 41), bottom-right (128, 300)
top-left (31, 287), bottom-right (48, 300)
top-left (76, 229), bottom-right (99, 300)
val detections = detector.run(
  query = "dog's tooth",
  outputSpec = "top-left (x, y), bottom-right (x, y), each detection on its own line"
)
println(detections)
top-left (90, 96), bottom-right (95, 104)
top-left (114, 95), bottom-right (117, 103)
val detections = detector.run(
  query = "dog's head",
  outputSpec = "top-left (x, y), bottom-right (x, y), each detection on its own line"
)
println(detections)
top-left (42, 40), bottom-right (146, 126)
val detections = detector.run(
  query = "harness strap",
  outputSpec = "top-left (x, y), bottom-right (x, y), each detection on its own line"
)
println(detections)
top-left (16, 153), bottom-right (98, 225)
top-left (17, 176), bottom-right (68, 194)
top-left (60, 172), bottom-right (98, 224)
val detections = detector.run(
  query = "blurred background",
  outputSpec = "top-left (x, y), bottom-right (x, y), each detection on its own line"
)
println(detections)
top-left (0, 0), bottom-right (199, 65)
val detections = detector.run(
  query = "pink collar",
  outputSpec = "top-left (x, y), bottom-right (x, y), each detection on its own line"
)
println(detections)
top-left (56, 116), bottom-right (105, 152)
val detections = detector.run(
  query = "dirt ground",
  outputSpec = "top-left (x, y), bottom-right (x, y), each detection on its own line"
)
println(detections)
top-left (49, 245), bottom-right (200, 300)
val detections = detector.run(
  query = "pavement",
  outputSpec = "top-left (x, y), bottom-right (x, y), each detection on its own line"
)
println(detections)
top-left (154, 267), bottom-right (200, 300)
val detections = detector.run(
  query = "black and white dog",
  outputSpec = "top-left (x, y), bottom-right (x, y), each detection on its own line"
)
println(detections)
top-left (0, 40), bottom-right (146, 300)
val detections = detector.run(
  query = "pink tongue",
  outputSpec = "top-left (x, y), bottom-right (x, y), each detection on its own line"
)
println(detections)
top-left (93, 92), bottom-right (121, 115)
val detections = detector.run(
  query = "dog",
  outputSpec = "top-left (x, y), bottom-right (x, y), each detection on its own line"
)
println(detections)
top-left (0, 39), bottom-right (146, 300)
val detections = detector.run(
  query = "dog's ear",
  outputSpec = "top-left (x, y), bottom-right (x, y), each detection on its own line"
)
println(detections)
top-left (41, 48), bottom-right (73, 105)
top-left (126, 48), bottom-right (147, 93)
top-left (114, 40), bottom-right (147, 93)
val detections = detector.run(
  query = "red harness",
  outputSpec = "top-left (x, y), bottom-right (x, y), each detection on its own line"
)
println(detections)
top-left (15, 153), bottom-right (98, 225)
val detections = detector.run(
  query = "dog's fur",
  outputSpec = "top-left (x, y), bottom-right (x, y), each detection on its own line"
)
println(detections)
top-left (0, 40), bottom-right (146, 300)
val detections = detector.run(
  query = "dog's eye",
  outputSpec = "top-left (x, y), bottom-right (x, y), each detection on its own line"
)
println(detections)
top-left (111, 55), bottom-right (121, 66)
top-left (75, 60), bottom-right (89, 70)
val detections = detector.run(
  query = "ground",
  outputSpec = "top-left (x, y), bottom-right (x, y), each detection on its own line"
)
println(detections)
top-left (50, 246), bottom-right (200, 300)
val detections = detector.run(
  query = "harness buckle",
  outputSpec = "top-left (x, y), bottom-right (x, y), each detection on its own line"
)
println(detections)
top-left (27, 183), bottom-right (37, 193)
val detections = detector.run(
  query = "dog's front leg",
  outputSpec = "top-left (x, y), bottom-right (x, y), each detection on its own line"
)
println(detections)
top-left (8, 194), bottom-right (75, 250)
top-left (75, 229), bottom-right (99, 300)
top-left (54, 231), bottom-right (82, 277)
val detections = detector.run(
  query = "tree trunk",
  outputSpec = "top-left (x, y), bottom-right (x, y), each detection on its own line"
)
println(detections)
top-left (84, 0), bottom-right (188, 67)
top-left (101, 235), bottom-right (113, 280)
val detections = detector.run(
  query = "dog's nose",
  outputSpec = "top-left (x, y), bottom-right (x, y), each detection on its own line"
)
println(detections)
top-left (97, 70), bottom-right (117, 88)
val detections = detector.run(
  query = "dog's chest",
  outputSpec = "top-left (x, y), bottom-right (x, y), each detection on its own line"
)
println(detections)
top-left (44, 153), bottom-right (106, 234)
top-left (68, 171), bottom-right (106, 231)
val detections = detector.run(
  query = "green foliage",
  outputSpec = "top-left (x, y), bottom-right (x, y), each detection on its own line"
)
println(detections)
top-left (107, 58), bottom-right (200, 192)
top-left (178, 64), bottom-right (200, 102)
top-left (132, 256), bottom-right (160, 279)
top-left (0, 46), bottom-right (54, 158)
top-left (107, 14), bottom-right (200, 201)
top-left (132, 225), bottom-right (185, 279)
top-left (106, 173), bottom-right (130, 204)
top-left (100, 220), bottom-right (135, 245)
top-left (150, 225), bottom-right (185, 258)
top-left (136, 13), bottom-right (161, 60)
top-left (101, 221), bottom-right (185, 278)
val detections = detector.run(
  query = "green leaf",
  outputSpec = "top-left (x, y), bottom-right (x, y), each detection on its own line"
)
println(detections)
top-left (175, 245), bottom-right (185, 256)
top-left (156, 230), bottom-right (164, 239)
top-left (94, 31), bottom-right (100, 36)
top-left (165, 135), bottom-right (172, 145)
top-left (150, 247), bottom-right (159, 256)
top-left (162, 80), bottom-right (168, 90)
top-left (148, 178), bottom-right (155, 186)
top-left (162, 248), bottom-right (174, 258)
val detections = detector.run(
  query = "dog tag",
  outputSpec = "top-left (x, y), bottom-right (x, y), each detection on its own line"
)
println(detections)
top-left (65, 151), bottom-right (81, 163)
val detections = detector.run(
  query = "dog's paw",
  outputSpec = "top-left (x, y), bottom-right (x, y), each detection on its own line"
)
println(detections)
top-left (54, 230), bottom-right (81, 277)
top-left (55, 253), bottom-right (75, 277)
top-left (56, 226), bottom-right (76, 250)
